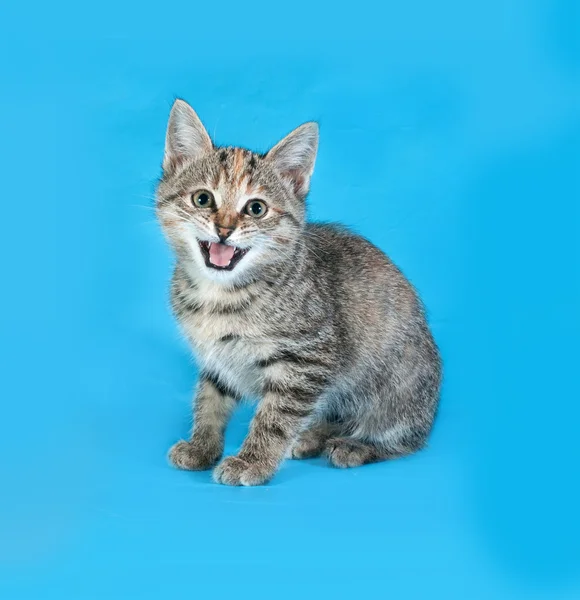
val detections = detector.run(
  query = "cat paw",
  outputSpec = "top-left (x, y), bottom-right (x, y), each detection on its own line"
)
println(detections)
top-left (325, 438), bottom-right (374, 468)
top-left (168, 440), bottom-right (221, 471)
top-left (213, 456), bottom-right (271, 486)
top-left (290, 437), bottom-right (325, 459)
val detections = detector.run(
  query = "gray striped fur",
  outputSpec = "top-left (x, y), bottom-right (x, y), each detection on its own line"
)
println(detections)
top-left (158, 100), bottom-right (441, 486)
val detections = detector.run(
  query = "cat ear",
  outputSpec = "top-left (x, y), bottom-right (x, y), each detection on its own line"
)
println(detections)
top-left (265, 122), bottom-right (319, 198)
top-left (163, 99), bottom-right (213, 173)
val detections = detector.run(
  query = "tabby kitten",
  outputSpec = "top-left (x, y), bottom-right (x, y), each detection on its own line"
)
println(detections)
top-left (157, 99), bottom-right (441, 486)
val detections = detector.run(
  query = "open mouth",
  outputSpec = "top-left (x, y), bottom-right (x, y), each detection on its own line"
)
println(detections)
top-left (198, 241), bottom-right (249, 271)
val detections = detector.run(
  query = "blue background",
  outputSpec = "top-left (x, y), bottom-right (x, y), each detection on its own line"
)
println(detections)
top-left (0, 1), bottom-right (578, 598)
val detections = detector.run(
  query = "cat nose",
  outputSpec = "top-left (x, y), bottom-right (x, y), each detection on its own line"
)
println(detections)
top-left (216, 225), bottom-right (234, 243)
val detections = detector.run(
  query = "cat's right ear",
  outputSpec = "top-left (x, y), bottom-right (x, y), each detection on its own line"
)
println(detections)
top-left (163, 100), bottom-right (213, 174)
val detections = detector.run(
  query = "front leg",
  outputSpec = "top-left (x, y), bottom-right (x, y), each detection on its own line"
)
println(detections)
top-left (169, 372), bottom-right (237, 471)
top-left (213, 374), bottom-right (326, 486)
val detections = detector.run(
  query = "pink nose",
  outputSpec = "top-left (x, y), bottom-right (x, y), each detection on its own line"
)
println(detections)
top-left (217, 226), bottom-right (234, 242)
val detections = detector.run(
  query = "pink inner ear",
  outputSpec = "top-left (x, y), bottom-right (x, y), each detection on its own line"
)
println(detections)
top-left (284, 169), bottom-right (307, 197)
top-left (164, 153), bottom-right (185, 174)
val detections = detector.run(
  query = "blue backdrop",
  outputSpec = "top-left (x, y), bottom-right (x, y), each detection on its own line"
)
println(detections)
top-left (0, 1), bottom-right (578, 598)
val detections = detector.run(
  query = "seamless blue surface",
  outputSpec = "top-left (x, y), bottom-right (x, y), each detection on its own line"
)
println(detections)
top-left (0, 1), bottom-right (579, 598)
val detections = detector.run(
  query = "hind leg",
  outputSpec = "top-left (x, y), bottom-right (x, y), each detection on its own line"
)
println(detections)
top-left (325, 428), bottom-right (426, 468)
top-left (290, 421), bottom-right (343, 459)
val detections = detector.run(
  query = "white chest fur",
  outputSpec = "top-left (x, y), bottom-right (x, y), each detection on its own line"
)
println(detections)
top-left (174, 274), bottom-right (276, 398)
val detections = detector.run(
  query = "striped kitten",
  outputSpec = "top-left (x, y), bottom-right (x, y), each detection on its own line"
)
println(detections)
top-left (157, 99), bottom-right (441, 486)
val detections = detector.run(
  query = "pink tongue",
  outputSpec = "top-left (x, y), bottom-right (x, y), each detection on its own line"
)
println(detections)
top-left (208, 242), bottom-right (236, 267)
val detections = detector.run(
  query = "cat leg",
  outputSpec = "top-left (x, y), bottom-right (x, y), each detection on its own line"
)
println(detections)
top-left (290, 420), bottom-right (343, 459)
top-left (169, 372), bottom-right (237, 471)
top-left (213, 372), bottom-right (328, 486)
top-left (325, 426), bottom-right (427, 469)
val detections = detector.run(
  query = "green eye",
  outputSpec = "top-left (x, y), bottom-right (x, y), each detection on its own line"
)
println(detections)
top-left (245, 200), bottom-right (267, 218)
top-left (192, 190), bottom-right (215, 208)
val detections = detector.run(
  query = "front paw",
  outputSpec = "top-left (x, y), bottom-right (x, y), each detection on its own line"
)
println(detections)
top-left (213, 456), bottom-right (272, 486)
top-left (168, 439), bottom-right (222, 471)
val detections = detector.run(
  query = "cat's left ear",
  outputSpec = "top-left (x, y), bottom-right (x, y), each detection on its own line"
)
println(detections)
top-left (163, 99), bottom-right (213, 173)
top-left (265, 122), bottom-right (319, 198)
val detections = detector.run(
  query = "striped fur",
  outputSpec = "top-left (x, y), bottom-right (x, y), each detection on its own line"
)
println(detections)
top-left (158, 100), bottom-right (441, 485)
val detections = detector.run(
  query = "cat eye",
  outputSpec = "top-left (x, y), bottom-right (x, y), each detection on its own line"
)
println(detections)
top-left (191, 189), bottom-right (215, 209)
top-left (245, 200), bottom-right (267, 218)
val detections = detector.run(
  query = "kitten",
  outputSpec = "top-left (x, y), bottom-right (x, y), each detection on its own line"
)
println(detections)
top-left (157, 99), bottom-right (442, 486)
